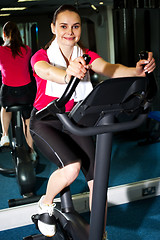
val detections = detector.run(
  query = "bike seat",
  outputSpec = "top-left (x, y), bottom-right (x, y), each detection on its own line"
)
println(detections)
top-left (6, 104), bottom-right (33, 112)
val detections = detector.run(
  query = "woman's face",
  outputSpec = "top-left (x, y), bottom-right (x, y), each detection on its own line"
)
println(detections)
top-left (51, 10), bottom-right (81, 48)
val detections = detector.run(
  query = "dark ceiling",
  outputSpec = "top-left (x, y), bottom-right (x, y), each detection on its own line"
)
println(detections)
top-left (0, 0), bottom-right (113, 16)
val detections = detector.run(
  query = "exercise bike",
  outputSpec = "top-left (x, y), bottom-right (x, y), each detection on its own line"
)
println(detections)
top-left (24, 53), bottom-right (156, 240)
top-left (0, 103), bottom-right (37, 206)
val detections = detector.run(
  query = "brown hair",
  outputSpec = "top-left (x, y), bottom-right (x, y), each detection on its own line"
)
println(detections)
top-left (3, 21), bottom-right (27, 58)
top-left (44, 4), bottom-right (84, 50)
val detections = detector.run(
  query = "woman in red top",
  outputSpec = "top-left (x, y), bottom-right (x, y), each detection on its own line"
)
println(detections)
top-left (0, 21), bottom-right (37, 160)
top-left (30, 5), bottom-right (156, 239)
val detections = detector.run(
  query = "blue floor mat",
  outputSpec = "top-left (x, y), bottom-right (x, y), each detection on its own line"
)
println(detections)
top-left (0, 135), bottom-right (160, 209)
top-left (1, 196), bottom-right (160, 240)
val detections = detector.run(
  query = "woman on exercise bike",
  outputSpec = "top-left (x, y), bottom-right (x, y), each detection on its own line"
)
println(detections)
top-left (30, 4), bottom-right (156, 239)
top-left (0, 21), bottom-right (37, 161)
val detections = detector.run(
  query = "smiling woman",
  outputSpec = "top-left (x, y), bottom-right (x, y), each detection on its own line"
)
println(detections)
top-left (28, 3), bottom-right (156, 238)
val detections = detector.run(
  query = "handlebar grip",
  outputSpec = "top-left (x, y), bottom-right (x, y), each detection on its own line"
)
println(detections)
top-left (56, 54), bottom-right (91, 108)
top-left (83, 54), bottom-right (91, 65)
top-left (139, 50), bottom-right (157, 100)
top-left (139, 50), bottom-right (148, 61)
top-left (139, 51), bottom-right (150, 78)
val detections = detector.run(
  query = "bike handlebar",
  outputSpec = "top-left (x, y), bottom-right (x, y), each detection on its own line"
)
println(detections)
top-left (57, 113), bottom-right (147, 136)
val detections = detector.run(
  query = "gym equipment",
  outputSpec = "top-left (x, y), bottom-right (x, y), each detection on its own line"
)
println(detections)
top-left (25, 53), bottom-right (156, 240)
top-left (0, 104), bottom-right (37, 206)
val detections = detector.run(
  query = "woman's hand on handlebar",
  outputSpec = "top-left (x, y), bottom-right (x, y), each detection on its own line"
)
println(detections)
top-left (136, 52), bottom-right (156, 76)
top-left (66, 56), bottom-right (91, 82)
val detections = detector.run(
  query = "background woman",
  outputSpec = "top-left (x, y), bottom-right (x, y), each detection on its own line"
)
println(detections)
top-left (0, 21), bottom-right (37, 161)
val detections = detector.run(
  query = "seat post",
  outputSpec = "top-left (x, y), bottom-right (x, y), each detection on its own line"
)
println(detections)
top-left (6, 105), bottom-right (30, 147)
top-left (9, 110), bottom-right (23, 147)
top-left (60, 186), bottom-right (74, 213)
top-left (15, 110), bottom-right (23, 147)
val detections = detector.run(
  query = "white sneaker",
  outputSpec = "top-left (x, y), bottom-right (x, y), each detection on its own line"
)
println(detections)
top-left (0, 135), bottom-right (10, 147)
top-left (37, 196), bottom-right (56, 237)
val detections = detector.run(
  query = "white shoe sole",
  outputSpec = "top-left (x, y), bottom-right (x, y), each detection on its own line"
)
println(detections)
top-left (38, 220), bottom-right (56, 237)
top-left (1, 142), bottom-right (10, 147)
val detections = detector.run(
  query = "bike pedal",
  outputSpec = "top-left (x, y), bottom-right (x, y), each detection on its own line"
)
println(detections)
top-left (31, 214), bottom-right (39, 229)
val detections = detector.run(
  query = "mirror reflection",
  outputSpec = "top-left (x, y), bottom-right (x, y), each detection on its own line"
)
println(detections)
top-left (0, 0), bottom-right (160, 214)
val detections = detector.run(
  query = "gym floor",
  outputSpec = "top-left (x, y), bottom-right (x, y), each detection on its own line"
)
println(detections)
top-left (0, 129), bottom-right (160, 239)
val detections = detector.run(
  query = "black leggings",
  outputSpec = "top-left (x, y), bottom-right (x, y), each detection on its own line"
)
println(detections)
top-left (30, 108), bottom-right (95, 182)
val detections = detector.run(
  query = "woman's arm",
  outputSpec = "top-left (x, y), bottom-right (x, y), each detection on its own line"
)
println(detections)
top-left (33, 56), bottom-right (89, 84)
top-left (33, 52), bottom-right (155, 83)
top-left (34, 61), bottom-right (67, 84)
top-left (91, 52), bottom-right (155, 78)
